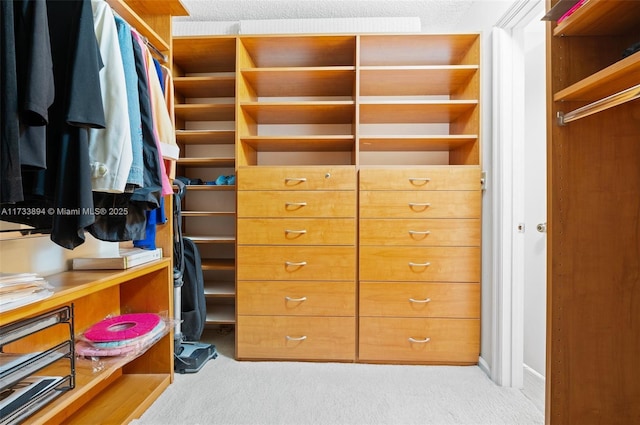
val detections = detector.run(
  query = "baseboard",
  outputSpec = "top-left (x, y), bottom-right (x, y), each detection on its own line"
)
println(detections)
top-left (478, 355), bottom-right (491, 378)
top-left (522, 364), bottom-right (545, 413)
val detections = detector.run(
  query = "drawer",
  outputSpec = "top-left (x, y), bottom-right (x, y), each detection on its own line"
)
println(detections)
top-left (359, 191), bottom-right (480, 219)
top-left (238, 191), bottom-right (356, 218)
top-left (359, 167), bottom-right (481, 191)
top-left (359, 218), bottom-right (480, 246)
top-left (359, 282), bottom-right (480, 318)
top-left (238, 166), bottom-right (356, 190)
top-left (238, 246), bottom-right (356, 281)
top-left (237, 281), bottom-right (356, 316)
top-left (359, 246), bottom-right (480, 282)
top-left (238, 218), bottom-right (356, 245)
top-left (237, 316), bottom-right (356, 360)
top-left (358, 317), bottom-right (479, 364)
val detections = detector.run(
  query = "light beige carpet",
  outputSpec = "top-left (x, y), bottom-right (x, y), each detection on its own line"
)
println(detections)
top-left (133, 329), bottom-right (544, 425)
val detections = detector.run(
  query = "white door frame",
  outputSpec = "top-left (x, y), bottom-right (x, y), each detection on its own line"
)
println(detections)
top-left (490, 0), bottom-right (544, 388)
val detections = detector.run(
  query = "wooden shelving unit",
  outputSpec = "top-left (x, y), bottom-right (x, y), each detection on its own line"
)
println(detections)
top-left (0, 260), bottom-right (174, 424)
top-left (173, 35), bottom-right (238, 328)
top-left (546, 0), bottom-right (640, 422)
top-left (173, 32), bottom-right (482, 364)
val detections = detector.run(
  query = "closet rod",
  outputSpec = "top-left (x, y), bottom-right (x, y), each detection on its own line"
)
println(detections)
top-left (557, 83), bottom-right (640, 125)
top-left (142, 35), bottom-right (168, 63)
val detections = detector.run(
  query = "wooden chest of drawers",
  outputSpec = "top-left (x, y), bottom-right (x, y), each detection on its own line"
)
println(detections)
top-left (236, 166), bottom-right (357, 361)
top-left (358, 166), bottom-right (482, 364)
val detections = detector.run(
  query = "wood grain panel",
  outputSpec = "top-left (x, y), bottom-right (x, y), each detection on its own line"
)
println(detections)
top-left (359, 246), bottom-right (480, 282)
top-left (238, 218), bottom-right (355, 245)
top-left (359, 218), bottom-right (480, 246)
top-left (359, 191), bottom-right (480, 219)
top-left (238, 246), bottom-right (356, 281)
top-left (237, 316), bottom-right (356, 360)
top-left (237, 191), bottom-right (356, 218)
top-left (359, 282), bottom-right (480, 318)
top-left (238, 166), bottom-right (356, 190)
top-left (358, 317), bottom-right (479, 364)
top-left (237, 281), bottom-right (355, 316)
top-left (359, 166), bottom-right (481, 190)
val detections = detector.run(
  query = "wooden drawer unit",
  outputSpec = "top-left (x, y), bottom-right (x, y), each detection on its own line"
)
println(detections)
top-left (237, 218), bottom-right (355, 245)
top-left (359, 282), bottom-right (480, 318)
top-left (360, 246), bottom-right (480, 282)
top-left (238, 166), bottom-right (356, 190)
top-left (359, 190), bottom-right (480, 219)
top-left (360, 167), bottom-right (481, 191)
top-left (359, 317), bottom-right (480, 364)
top-left (359, 218), bottom-right (480, 246)
top-left (238, 246), bottom-right (356, 281)
top-left (237, 165), bottom-right (357, 361)
top-left (237, 281), bottom-right (355, 316)
top-left (237, 316), bottom-right (356, 360)
top-left (238, 190), bottom-right (356, 218)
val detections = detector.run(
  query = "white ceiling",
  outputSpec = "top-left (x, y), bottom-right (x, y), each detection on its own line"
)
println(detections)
top-left (175, 0), bottom-right (521, 33)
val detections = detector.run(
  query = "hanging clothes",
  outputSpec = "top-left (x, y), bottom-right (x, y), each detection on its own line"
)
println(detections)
top-left (86, 26), bottom-right (165, 242)
top-left (1, 0), bottom-right (105, 249)
top-left (114, 14), bottom-right (144, 188)
top-left (88, 0), bottom-right (133, 193)
top-left (0, 0), bottom-right (21, 204)
top-left (132, 30), bottom-right (175, 197)
top-left (14, 0), bottom-right (54, 171)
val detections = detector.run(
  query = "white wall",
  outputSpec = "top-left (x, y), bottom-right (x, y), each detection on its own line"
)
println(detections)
top-left (0, 234), bottom-right (118, 276)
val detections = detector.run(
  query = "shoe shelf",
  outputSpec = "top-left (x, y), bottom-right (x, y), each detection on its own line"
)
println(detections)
top-left (240, 67), bottom-right (355, 97)
top-left (186, 236), bottom-right (236, 244)
top-left (174, 104), bottom-right (235, 122)
top-left (240, 135), bottom-right (355, 152)
top-left (173, 35), bottom-right (238, 328)
top-left (176, 130), bottom-right (235, 145)
top-left (359, 65), bottom-right (478, 96)
top-left (173, 75), bottom-right (236, 98)
top-left (179, 185), bottom-right (235, 192)
top-left (359, 135), bottom-right (479, 152)
top-left (176, 157), bottom-right (235, 168)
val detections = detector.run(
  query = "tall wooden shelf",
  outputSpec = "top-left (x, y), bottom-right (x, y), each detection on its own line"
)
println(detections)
top-left (546, 0), bottom-right (640, 423)
top-left (230, 33), bottom-right (481, 364)
top-left (173, 35), bottom-right (238, 328)
top-left (172, 33), bottom-right (481, 364)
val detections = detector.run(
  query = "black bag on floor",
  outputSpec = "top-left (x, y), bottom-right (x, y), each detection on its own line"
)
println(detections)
top-left (173, 180), bottom-right (206, 342)
top-left (180, 237), bottom-right (205, 341)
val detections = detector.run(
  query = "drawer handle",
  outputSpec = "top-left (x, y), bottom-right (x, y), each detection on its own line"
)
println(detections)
top-left (408, 230), bottom-right (431, 235)
top-left (408, 202), bottom-right (431, 208)
top-left (285, 202), bottom-right (307, 208)
top-left (409, 297), bottom-right (432, 304)
top-left (408, 337), bottom-right (431, 344)
top-left (285, 229), bottom-right (307, 234)
top-left (408, 177), bottom-right (431, 185)
top-left (285, 261), bottom-right (308, 267)
top-left (408, 261), bottom-right (431, 267)
top-left (285, 296), bottom-right (307, 302)
top-left (286, 335), bottom-right (307, 341)
top-left (284, 177), bottom-right (307, 186)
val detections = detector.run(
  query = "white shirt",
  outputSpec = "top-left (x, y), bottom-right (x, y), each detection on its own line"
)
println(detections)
top-left (89, 0), bottom-right (133, 193)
